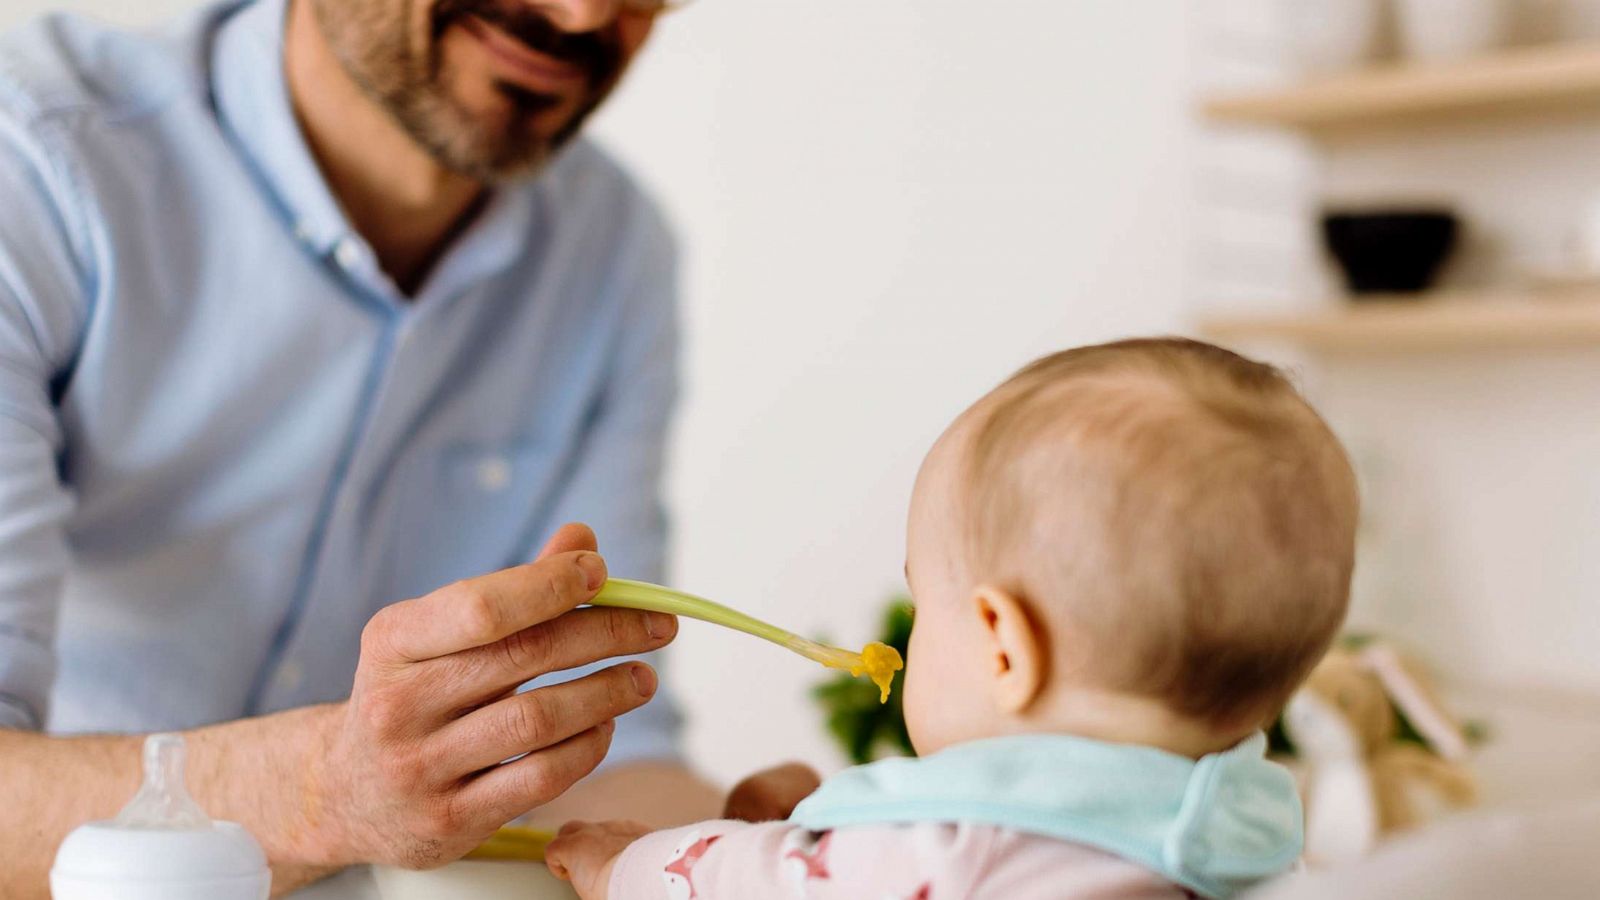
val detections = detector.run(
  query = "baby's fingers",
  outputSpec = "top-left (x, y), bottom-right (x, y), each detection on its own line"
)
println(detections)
top-left (543, 824), bottom-right (588, 881)
top-left (546, 820), bottom-right (650, 900)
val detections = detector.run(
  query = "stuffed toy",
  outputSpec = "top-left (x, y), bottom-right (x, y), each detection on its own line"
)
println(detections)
top-left (1282, 641), bottom-right (1478, 866)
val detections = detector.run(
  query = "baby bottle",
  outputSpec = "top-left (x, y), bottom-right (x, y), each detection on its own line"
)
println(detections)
top-left (51, 733), bottom-right (271, 900)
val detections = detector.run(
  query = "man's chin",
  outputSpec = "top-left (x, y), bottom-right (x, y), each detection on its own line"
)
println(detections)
top-left (420, 106), bottom-right (570, 180)
top-left (387, 67), bottom-right (596, 180)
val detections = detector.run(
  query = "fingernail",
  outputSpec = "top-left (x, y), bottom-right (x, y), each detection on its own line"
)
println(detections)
top-left (645, 612), bottom-right (675, 640)
top-left (576, 553), bottom-right (607, 591)
top-left (631, 664), bottom-right (658, 696)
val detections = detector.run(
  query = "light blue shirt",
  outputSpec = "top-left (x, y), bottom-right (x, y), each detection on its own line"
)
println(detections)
top-left (791, 733), bottom-right (1304, 899)
top-left (0, 0), bottom-right (682, 764)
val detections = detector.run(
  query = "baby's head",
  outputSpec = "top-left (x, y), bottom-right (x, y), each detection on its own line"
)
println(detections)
top-left (901, 338), bottom-right (1359, 757)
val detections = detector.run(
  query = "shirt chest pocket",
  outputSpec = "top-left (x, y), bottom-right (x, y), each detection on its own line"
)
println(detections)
top-left (378, 437), bottom-right (568, 601)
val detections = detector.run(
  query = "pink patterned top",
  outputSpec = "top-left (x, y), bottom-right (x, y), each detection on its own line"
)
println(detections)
top-left (610, 819), bottom-right (1195, 900)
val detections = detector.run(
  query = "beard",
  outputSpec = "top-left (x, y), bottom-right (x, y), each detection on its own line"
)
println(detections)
top-left (310, 0), bottom-right (626, 182)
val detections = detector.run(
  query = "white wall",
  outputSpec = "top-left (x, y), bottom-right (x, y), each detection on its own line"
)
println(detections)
top-left (0, 1), bottom-right (1195, 780)
top-left (590, 2), bottom-right (1194, 779)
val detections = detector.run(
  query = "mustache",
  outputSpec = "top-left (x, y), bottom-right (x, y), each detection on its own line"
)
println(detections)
top-left (432, 0), bottom-right (622, 86)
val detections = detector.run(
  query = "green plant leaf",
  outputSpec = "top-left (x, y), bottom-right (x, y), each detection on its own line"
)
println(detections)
top-left (812, 597), bottom-right (915, 764)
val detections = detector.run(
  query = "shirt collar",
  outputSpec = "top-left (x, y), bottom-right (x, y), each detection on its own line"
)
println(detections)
top-left (211, 0), bottom-right (347, 258)
top-left (790, 732), bottom-right (1304, 899)
top-left (208, 0), bottom-right (538, 304)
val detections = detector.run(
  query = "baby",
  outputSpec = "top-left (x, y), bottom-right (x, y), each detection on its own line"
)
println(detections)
top-left (547, 337), bottom-right (1359, 899)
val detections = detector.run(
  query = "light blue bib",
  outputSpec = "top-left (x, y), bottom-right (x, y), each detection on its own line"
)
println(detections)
top-left (790, 732), bottom-right (1302, 899)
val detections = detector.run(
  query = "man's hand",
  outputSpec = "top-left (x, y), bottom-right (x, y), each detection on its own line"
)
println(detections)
top-left (546, 819), bottom-right (653, 900)
top-left (722, 762), bottom-right (822, 822)
top-left (316, 523), bottom-right (678, 869)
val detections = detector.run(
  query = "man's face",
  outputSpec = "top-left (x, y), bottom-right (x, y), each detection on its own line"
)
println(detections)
top-left (310, 0), bottom-right (657, 181)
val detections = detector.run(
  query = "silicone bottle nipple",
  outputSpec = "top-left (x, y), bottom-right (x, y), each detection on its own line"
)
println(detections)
top-left (112, 734), bottom-right (213, 830)
top-left (51, 733), bottom-right (270, 899)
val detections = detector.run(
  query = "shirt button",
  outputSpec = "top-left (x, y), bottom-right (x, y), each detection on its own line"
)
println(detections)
top-left (333, 238), bottom-right (364, 271)
top-left (475, 455), bottom-right (512, 492)
top-left (274, 660), bottom-right (304, 693)
top-left (292, 221), bottom-right (315, 244)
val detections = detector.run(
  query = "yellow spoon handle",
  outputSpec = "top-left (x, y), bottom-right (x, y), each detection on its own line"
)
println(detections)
top-left (464, 826), bottom-right (555, 862)
top-left (592, 578), bottom-right (904, 703)
top-left (593, 578), bottom-right (839, 665)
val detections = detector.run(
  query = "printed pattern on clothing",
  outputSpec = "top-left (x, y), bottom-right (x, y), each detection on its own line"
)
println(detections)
top-left (662, 831), bottom-right (722, 900)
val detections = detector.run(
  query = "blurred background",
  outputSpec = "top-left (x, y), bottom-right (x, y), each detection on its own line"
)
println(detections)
top-left (6, 0), bottom-right (1598, 853)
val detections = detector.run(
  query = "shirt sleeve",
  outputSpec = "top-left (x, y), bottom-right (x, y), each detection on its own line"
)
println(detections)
top-left (522, 191), bottom-right (684, 767)
top-left (0, 110), bottom-right (95, 731)
top-left (609, 820), bottom-right (1192, 900)
top-left (607, 820), bottom-right (968, 900)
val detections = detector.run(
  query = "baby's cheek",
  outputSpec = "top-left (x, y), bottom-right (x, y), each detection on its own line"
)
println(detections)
top-left (900, 628), bottom-right (931, 749)
top-left (902, 621), bottom-right (961, 752)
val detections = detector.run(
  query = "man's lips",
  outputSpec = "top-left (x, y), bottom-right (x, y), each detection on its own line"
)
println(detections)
top-left (458, 16), bottom-right (588, 91)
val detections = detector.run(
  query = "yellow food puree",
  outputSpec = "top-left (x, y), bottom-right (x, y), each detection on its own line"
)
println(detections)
top-left (849, 642), bottom-right (904, 703)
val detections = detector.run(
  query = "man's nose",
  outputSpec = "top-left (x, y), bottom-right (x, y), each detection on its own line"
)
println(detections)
top-left (529, 0), bottom-right (623, 33)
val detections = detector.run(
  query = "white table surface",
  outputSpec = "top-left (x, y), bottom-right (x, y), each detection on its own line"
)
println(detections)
top-left (289, 867), bottom-right (381, 900)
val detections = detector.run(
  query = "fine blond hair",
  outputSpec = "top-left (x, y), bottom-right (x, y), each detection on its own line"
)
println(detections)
top-left (960, 338), bottom-right (1359, 724)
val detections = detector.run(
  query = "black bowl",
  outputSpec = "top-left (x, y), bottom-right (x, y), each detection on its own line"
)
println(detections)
top-left (1321, 210), bottom-right (1459, 296)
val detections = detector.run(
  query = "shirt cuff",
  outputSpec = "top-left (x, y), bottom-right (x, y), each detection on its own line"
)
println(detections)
top-left (609, 823), bottom-right (715, 899)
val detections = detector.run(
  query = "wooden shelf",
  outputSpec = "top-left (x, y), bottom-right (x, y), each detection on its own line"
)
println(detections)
top-left (1198, 293), bottom-right (1600, 351)
top-left (1203, 41), bottom-right (1600, 131)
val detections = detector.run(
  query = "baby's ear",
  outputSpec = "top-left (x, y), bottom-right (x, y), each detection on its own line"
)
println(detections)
top-left (972, 585), bottom-right (1046, 714)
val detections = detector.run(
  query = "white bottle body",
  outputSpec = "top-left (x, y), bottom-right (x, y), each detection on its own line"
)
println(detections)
top-left (51, 808), bottom-right (270, 899)
top-left (52, 872), bottom-right (271, 900)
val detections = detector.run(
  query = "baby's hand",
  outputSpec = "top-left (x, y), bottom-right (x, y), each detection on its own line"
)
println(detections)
top-left (545, 819), bottom-right (652, 900)
top-left (723, 762), bottom-right (822, 822)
